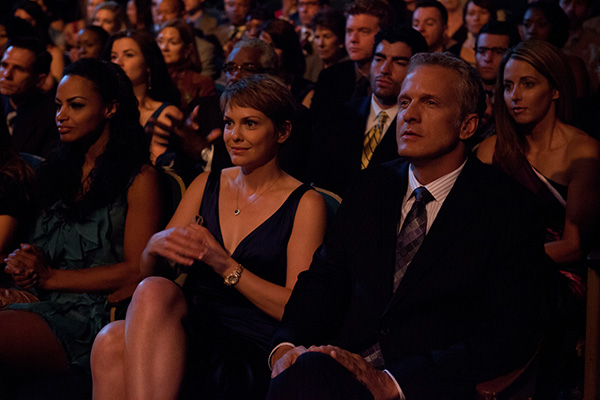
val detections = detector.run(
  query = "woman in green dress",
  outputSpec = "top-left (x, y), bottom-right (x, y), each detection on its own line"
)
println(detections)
top-left (0, 59), bottom-right (163, 383)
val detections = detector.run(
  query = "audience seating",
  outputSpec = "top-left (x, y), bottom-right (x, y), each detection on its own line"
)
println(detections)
top-left (475, 342), bottom-right (541, 400)
top-left (584, 241), bottom-right (600, 400)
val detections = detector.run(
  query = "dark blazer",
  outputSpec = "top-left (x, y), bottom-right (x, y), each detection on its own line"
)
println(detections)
top-left (310, 60), bottom-right (370, 124)
top-left (1, 91), bottom-right (58, 158)
top-left (274, 156), bottom-right (549, 399)
top-left (307, 95), bottom-right (399, 196)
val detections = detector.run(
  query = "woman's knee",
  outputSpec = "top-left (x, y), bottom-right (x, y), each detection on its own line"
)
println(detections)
top-left (128, 277), bottom-right (187, 320)
top-left (91, 321), bottom-right (126, 371)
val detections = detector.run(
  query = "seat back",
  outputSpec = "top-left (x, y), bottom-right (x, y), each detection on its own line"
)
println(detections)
top-left (160, 166), bottom-right (187, 224)
top-left (312, 186), bottom-right (342, 224)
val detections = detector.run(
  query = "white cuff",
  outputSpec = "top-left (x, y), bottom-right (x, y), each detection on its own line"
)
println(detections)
top-left (268, 342), bottom-right (296, 370)
top-left (383, 369), bottom-right (405, 400)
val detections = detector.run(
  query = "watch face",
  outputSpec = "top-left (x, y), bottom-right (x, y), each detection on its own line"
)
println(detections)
top-left (226, 274), bottom-right (238, 285)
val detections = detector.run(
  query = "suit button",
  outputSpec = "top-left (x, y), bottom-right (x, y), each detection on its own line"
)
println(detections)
top-left (380, 328), bottom-right (390, 336)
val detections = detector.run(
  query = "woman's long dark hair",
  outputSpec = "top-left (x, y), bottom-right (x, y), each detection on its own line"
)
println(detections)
top-left (37, 59), bottom-right (150, 220)
top-left (260, 19), bottom-right (306, 86)
top-left (494, 40), bottom-right (575, 173)
top-left (105, 30), bottom-right (181, 107)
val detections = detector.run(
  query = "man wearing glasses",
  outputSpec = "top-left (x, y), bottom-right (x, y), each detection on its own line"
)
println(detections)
top-left (468, 21), bottom-right (521, 148)
top-left (474, 21), bottom-right (520, 95)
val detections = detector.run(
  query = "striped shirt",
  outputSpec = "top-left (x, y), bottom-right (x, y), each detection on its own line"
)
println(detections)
top-left (400, 159), bottom-right (467, 233)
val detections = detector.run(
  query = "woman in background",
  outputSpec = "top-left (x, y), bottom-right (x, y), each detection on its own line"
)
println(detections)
top-left (157, 19), bottom-right (216, 113)
top-left (311, 8), bottom-right (347, 70)
top-left (92, 1), bottom-right (127, 35)
top-left (91, 75), bottom-right (327, 400)
top-left (107, 30), bottom-right (181, 164)
top-left (450, 0), bottom-right (495, 65)
top-left (0, 59), bottom-right (162, 385)
top-left (70, 24), bottom-right (109, 61)
top-left (477, 40), bottom-right (600, 396)
top-left (260, 19), bottom-right (314, 108)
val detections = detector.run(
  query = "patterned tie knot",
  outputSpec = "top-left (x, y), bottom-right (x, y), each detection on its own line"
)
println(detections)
top-left (377, 111), bottom-right (388, 127)
top-left (413, 186), bottom-right (433, 205)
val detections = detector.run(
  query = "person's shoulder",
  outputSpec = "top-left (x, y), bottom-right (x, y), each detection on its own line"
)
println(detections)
top-left (475, 135), bottom-right (497, 164)
top-left (298, 185), bottom-right (327, 215)
top-left (464, 156), bottom-right (542, 214)
top-left (354, 158), bottom-right (409, 188)
top-left (564, 124), bottom-right (600, 160)
top-left (316, 60), bottom-right (354, 82)
top-left (127, 164), bottom-right (161, 197)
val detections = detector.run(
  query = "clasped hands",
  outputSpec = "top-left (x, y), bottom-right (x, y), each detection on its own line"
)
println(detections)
top-left (4, 244), bottom-right (50, 290)
top-left (147, 222), bottom-right (232, 276)
top-left (272, 345), bottom-right (400, 400)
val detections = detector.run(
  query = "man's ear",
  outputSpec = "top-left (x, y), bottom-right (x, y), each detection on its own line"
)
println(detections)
top-left (105, 100), bottom-right (118, 119)
top-left (552, 89), bottom-right (559, 101)
top-left (35, 73), bottom-right (48, 90)
top-left (459, 113), bottom-right (479, 141)
top-left (277, 121), bottom-right (292, 144)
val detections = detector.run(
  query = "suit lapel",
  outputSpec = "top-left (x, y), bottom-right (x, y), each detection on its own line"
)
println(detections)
top-left (383, 157), bottom-right (484, 314)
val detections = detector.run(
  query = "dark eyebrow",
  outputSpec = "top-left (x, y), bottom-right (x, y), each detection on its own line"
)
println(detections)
top-left (66, 96), bottom-right (88, 102)
top-left (373, 52), bottom-right (410, 63)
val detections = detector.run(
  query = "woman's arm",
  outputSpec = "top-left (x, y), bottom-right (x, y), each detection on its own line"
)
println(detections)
top-left (228, 189), bottom-right (327, 321)
top-left (546, 135), bottom-right (600, 265)
top-left (7, 165), bottom-right (164, 293)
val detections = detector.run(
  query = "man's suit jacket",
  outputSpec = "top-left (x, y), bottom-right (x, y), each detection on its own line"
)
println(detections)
top-left (310, 60), bottom-right (370, 124)
top-left (1, 92), bottom-right (58, 158)
top-left (307, 95), bottom-right (399, 196)
top-left (274, 157), bottom-right (549, 399)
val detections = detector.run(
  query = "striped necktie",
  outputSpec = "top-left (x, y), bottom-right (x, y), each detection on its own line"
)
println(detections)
top-left (394, 186), bottom-right (434, 291)
top-left (361, 111), bottom-right (388, 169)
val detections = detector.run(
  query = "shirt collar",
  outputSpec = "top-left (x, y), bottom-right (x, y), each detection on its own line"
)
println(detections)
top-left (407, 158), bottom-right (467, 202)
top-left (370, 95), bottom-right (399, 123)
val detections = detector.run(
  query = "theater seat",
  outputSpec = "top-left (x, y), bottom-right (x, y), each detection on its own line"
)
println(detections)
top-left (475, 342), bottom-right (541, 400)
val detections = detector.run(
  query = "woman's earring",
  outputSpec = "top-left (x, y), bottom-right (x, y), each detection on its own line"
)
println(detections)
top-left (147, 70), bottom-right (152, 91)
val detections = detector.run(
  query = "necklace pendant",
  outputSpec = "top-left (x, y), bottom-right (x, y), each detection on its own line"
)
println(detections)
top-left (234, 209), bottom-right (240, 216)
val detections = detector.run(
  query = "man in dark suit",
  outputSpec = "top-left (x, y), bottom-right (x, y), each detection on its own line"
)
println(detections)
top-left (0, 37), bottom-right (57, 158)
top-left (308, 25), bottom-right (427, 196)
top-left (267, 52), bottom-right (549, 399)
top-left (310, 0), bottom-right (392, 121)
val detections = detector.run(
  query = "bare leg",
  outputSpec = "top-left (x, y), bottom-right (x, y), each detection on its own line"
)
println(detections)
top-left (0, 310), bottom-right (68, 390)
top-left (91, 320), bottom-right (127, 400)
top-left (126, 277), bottom-right (188, 400)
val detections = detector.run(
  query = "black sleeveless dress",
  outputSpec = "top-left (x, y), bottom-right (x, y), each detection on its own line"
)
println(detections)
top-left (180, 171), bottom-right (311, 400)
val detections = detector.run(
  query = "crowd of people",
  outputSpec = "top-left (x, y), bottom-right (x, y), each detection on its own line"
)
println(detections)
top-left (1, 0), bottom-right (599, 399)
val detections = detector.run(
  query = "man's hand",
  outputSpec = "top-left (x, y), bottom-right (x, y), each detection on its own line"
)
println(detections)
top-left (146, 105), bottom-right (222, 161)
top-left (307, 345), bottom-right (400, 400)
top-left (271, 345), bottom-right (308, 378)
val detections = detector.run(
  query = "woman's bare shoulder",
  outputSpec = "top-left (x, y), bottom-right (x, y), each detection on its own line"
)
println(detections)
top-left (475, 135), bottom-right (497, 164)
top-left (564, 125), bottom-right (600, 160)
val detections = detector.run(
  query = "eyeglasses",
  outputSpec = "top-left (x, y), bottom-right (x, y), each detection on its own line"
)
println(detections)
top-left (474, 46), bottom-right (508, 56)
top-left (223, 63), bottom-right (269, 75)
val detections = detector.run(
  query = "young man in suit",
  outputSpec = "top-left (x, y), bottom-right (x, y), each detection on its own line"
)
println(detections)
top-left (0, 37), bottom-right (56, 158)
top-left (307, 25), bottom-right (427, 196)
top-left (267, 52), bottom-right (549, 400)
top-left (310, 0), bottom-right (391, 120)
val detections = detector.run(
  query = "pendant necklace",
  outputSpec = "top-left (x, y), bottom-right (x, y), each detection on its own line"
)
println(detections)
top-left (234, 173), bottom-right (281, 216)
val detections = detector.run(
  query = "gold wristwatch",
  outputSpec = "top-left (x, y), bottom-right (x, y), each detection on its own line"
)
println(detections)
top-left (224, 264), bottom-right (244, 286)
